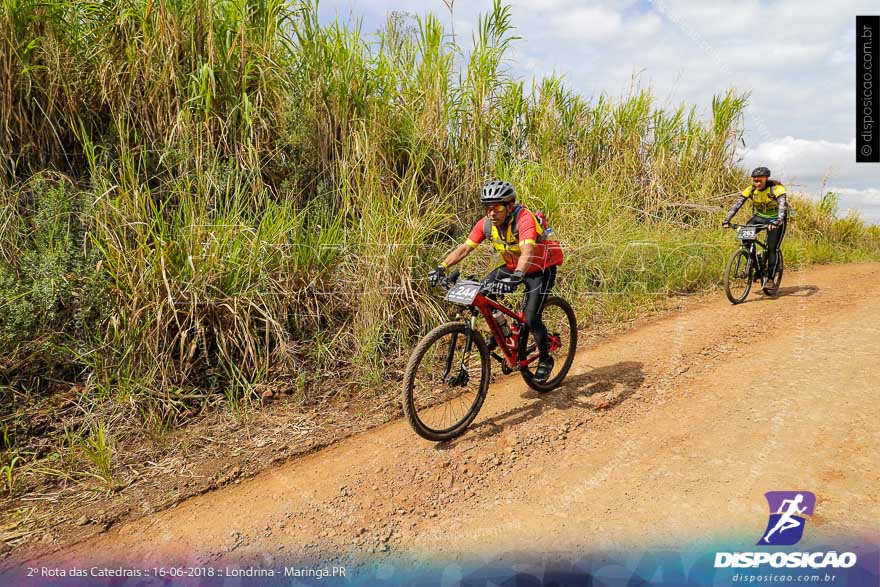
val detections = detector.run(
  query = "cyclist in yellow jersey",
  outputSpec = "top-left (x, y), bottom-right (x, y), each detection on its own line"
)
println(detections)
top-left (722, 166), bottom-right (788, 291)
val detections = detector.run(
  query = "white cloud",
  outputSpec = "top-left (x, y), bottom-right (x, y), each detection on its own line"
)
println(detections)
top-left (630, 13), bottom-right (663, 38)
top-left (828, 188), bottom-right (880, 223)
top-left (549, 7), bottom-right (622, 41)
top-left (319, 0), bottom-right (880, 222)
top-left (743, 137), bottom-right (852, 181)
top-left (741, 137), bottom-right (880, 191)
top-left (741, 137), bottom-right (880, 223)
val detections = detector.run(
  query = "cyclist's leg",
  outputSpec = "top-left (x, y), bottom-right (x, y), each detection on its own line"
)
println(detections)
top-left (485, 266), bottom-right (511, 285)
top-left (748, 215), bottom-right (772, 272)
top-left (766, 219), bottom-right (782, 276)
top-left (777, 217), bottom-right (788, 247)
top-left (541, 264), bottom-right (557, 306)
top-left (775, 219), bottom-right (788, 275)
top-left (748, 215), bottom-right (773, 231)
top-left (522, 266), bottom-right (556, 358)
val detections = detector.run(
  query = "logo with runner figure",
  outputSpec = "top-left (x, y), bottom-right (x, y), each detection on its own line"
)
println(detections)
top-left (758, 491), bottom-right (816, 546)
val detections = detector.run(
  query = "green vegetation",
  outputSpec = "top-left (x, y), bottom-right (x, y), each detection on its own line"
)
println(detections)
top-left (81, 422), bottom-right (117, 488)
top-left (1, 0), bottom-right (878, 493)
top-left (1, 454), bottom-right (20, 496)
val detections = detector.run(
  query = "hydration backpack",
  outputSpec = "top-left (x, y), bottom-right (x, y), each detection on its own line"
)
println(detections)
top-left (483, 204), bottom-right (555, 241)
top-left (484, 204), bottom-right (564, 266)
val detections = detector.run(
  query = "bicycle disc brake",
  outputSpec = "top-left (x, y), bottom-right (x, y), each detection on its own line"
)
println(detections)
top-left (446, 351), bottom-right (472, 387)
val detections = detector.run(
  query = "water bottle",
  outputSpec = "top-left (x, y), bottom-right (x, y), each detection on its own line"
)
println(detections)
top-left (493, 310), bottom-right (512, 338)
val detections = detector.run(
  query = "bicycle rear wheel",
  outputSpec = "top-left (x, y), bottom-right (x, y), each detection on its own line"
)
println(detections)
top-left (402, 322), bottom-right (490, 441)
top-left (519, 297), bottom-right (578, 393)
top-left (724, 249), bottom-right (753, 304)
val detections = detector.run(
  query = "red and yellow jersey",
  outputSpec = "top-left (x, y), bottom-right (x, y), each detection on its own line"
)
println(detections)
top-left (465, 207), bottom-right (562, 273)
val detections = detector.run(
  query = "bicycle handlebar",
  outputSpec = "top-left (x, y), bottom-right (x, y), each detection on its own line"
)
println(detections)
top-left (436, 269), bottom-right (504, 297)
top-left (727, 222), bottom-right (769, 231)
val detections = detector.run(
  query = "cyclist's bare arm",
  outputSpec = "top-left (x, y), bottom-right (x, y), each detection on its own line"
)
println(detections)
top-left (441, 243), bottom-right (475, 269)
top-left (440, 241), bottom-right (534, 272)
top-left (515, 242), bottom-right (535, 274)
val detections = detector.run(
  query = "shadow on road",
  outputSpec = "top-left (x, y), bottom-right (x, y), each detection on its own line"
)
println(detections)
top-left (773, 284), bottom-right (820, 297)
top-left (744, 284), bottom-right (820, 303)
top-left (437, 361), bottom-right (645, 448)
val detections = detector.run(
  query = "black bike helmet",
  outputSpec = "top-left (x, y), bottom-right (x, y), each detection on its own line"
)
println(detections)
top-left (480, 180), bottom-right (516, 205)
top-left (751, 166), bottom-right (771, 177)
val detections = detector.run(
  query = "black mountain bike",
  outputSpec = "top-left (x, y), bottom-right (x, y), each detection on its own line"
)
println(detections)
top-left (723, 223), bottom-right (784, 304)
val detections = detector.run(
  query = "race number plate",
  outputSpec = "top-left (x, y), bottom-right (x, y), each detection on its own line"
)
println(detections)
top-left (444, 280), bottom-right (482, 306)
top-left (736, 227), bottom-right (756, 240)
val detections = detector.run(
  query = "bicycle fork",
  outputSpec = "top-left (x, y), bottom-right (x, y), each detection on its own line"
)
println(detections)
top-left (442, 316), bottom-right (476, 387)
top-left (752, 246), bottom-right (771, 281)
top-left (737, 245), bottom-right (758, 281)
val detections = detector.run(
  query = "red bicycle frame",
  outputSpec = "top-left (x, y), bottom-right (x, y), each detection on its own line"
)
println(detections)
top-left (470, 291), bottom-right (561, 370)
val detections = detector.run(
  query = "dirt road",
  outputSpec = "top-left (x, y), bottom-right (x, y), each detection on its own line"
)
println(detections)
top-left (13, 263), bottom-right (880, 568)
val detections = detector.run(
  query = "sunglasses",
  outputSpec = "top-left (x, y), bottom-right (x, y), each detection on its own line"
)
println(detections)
top-left (752, 177), bottom-right (768, 182)
top-left (484, 204), bottom-right (507, 214)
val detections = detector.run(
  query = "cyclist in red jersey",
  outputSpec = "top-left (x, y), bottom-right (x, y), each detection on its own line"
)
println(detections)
top-left (428, 181), bottom-right (562, 382)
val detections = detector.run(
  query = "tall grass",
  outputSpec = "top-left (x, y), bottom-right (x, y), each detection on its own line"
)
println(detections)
top-left (0, 0), bottom-right (878, 459)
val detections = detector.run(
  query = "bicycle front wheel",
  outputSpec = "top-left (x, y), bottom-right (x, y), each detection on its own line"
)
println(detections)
top-left (724, 249), bottom-right (753, 304)
top-left (402, 322), bottom-right (490, 441)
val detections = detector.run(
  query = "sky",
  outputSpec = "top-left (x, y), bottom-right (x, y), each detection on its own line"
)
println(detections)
top-left (317, 0), bottom-right (880, 223)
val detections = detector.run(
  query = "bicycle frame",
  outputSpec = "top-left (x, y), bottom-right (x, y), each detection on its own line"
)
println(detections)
top-left (469, 291), bottom-right (561, 370)
top-left (437, 271), bottom-right (562, 380)
top-left (744, 240), bottom-right (765, 277)
top-left (731, 223), bottom-right (771, 278)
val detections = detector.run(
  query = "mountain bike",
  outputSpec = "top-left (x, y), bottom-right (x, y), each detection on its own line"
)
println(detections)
top-left (723, 223), bottom-right (784, 304)
top-left (402, 270), bottom-right (577, 441)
